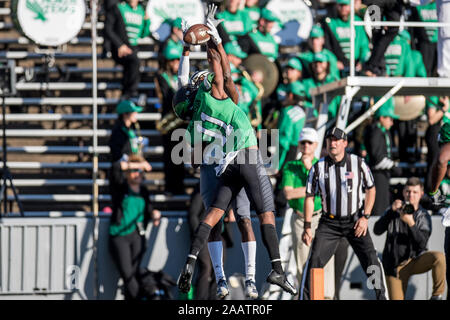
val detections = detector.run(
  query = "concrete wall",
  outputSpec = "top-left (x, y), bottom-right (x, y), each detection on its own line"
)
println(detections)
top-left (0, 215), bottom-right (447, 300)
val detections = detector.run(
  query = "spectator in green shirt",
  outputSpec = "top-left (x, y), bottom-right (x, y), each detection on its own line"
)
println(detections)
top-left (322, 0), bottom-right (370, 76)
top-left (298, 24), bottom-right (340, 80)
top-left (217, 0), bottom-right (254, 45)
top-left (239, 8), bottom-right (280, 62)
top-left (104, 0), bottom-right (150, 98)
top-left (409, 2), bottom-right (438, 76)
top-left (281, 128), bottom-right (335, 298)
top-left (276, 57), bottom-right (304, 103)
top-left (109, 154), bottom-right (161, 300)
top-left (303, 52), bottom-right (341, 119)
top-left (244, 0), bottom-right (261, 29)
top-left (158, 17), bottom-right (184, 66)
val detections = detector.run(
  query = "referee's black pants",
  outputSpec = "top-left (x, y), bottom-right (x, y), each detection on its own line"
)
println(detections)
top-left (301, 215), bottom-right (388, 300)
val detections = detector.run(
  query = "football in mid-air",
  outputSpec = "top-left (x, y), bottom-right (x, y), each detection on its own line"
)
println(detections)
top-left (183, 24), bottom-right (211, 45)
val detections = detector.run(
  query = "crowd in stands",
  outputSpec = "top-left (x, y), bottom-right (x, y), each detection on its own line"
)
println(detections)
top-left (102, 0), bottom-right (448, 300)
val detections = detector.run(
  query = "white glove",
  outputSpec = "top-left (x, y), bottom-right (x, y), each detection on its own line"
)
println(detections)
top-left (206, 4), bottom-right (223, 28)
top-left (181, 19), bottom-right (191, 48)
top-left (205, 4), bottom-right (223, 45)
top-left (206, 18), bottom-right (222, 45)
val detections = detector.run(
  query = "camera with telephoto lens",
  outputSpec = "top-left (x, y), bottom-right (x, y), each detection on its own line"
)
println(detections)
top-left (402, 202), bottom-right (415, 214)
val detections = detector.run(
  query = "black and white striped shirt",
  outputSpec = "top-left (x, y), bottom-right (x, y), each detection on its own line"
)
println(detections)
top-left (306, 153), bottom-right (375, 218)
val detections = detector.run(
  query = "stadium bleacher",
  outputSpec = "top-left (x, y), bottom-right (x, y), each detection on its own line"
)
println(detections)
top-left (0, 0), bottom-right (434, 217)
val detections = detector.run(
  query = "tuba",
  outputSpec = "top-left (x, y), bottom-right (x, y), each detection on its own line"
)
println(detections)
top-left (242, 54), bottom-right (279, 130)
top-left (238, 65), bottom-right (264, 128)
top-left (154, 75), bottom-right (186, 135)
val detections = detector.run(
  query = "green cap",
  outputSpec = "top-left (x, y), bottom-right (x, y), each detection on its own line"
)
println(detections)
top-left (260, 8), bottom-right (280, 23)
top-left (163, 41), bottom-right (183, 60)
top-left (336, 0), bottom-right (350, 5)
top-left (375, 99), bottom-right (399, 119)
top-left (286, 57), bottom-right (302, 71)
top-left (224, 42), bottom-right (248, 59)
top-left (169, 17), bottom-right (182, 29)
top-left (313, 52), bottom-right (328, 63)
top-left (287, 81), bottom-right (305, 96)
top-left (116, 100), bottom-right (143, 114)
top-left (310, 25), bottom-right (324, 38)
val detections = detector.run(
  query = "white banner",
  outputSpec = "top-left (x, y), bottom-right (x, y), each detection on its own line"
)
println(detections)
top-left (266, 0), bottom-right (313, 46)
top-left (146, 0), bottom-right (205, 41)
top-left (12, 0), bottom-right (86, 46)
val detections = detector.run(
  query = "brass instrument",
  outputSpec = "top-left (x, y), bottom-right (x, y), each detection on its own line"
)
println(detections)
top-left (156, 112), bottom-right (186, 135)
top-left (154, 75), bottom-right (186, 135)
top-left (393, 96), bottom-right (426, 121)
top-left (239, 65), bottom-right (264, 128)
top-left (242, 54), bottom-right (280, 130)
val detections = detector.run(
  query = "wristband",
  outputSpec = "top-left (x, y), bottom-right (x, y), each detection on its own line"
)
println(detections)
top-left (304, 221), bottom-right (311, 229)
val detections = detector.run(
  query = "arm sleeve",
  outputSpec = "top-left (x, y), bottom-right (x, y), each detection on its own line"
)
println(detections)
top-left (178, 53), bottom-right (190, 88)
top-left (305, 163), bottom-right (319, 197)
top-left (361, 158), bottom-right (375, 189)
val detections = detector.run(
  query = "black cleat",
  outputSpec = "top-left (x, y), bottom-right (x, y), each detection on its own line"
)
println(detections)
top-left (177, 263), bottom-right (194, 294)
top-left (428, 190), bottom-right (446, 206)
top-left (267, 270), bottom-right (297, 295)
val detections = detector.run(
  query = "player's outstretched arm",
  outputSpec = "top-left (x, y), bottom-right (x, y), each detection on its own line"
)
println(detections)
top-left (206, 42), bottom-right (227, 100)
top-left (178, 19), bottom-right (191, 88)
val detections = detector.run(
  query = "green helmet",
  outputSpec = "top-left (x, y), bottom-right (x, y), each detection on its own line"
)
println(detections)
top-left (172, 85), bottom-right (197, 120)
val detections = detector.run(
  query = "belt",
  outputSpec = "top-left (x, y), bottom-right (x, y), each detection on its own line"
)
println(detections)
top-left (322, 212), bottom-right (355, 221)
top-left (294, 210), bottom-right (320, 219)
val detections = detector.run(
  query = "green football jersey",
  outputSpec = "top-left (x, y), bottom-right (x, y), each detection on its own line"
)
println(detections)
top-left (325, 15), bottom-right (370, 62)
top-left (186, 74), bottom-right (258, 174)
top-left (248, 29), bottom-right (279, 62)
top-left (303, 74), bottom-right (341, 119)
top-left (217, 9), bottom-right (253, 40)
top-left (298, 48), bottom-right (340, 80)
top-left (244, 5), bottom-right (261, 29)
top-left (118, 2), bottom-right (150, 46)
top-left (385, 34), bottom-right (414, 77)
top-left (416, 3), bottom-right (438, 43)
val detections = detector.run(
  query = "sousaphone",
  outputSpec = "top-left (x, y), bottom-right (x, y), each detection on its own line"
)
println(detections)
top-left (242, 54), bottom-right (279, 99)
top-left (394, 96), bottom-right (426, 121)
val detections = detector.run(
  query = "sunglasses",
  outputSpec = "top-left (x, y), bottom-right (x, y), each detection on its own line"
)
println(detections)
top-left (129, 169), bottom-right (143, 173)
top-left (300, 140), bottom-right (314, 145)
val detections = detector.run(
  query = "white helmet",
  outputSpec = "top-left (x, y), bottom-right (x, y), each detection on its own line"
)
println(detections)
top-left (189, 70), bottom-right (211, 89)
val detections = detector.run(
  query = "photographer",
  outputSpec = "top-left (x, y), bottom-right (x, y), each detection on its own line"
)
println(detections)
top-left (373, 177), bottom-right (446, 300)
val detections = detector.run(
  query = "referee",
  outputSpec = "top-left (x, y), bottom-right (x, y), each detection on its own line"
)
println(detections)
top-left (300, 127), bottom-right (388, 300)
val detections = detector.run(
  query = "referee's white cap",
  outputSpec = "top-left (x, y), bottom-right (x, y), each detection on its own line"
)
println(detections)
top-left (299, 127), bottom-right (319, 143)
